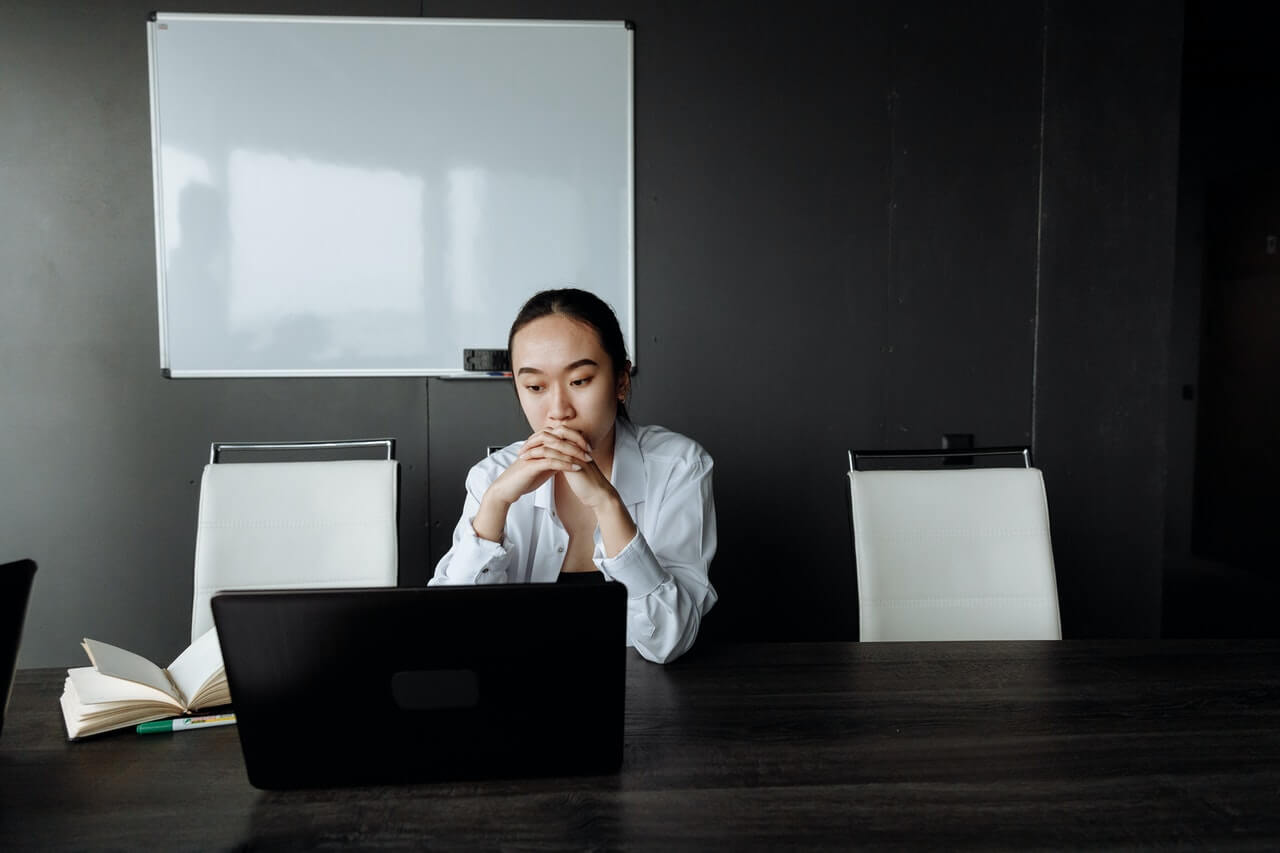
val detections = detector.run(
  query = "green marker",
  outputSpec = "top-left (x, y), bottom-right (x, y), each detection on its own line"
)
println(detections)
top-left (137, 713), bottom-right (236, 734)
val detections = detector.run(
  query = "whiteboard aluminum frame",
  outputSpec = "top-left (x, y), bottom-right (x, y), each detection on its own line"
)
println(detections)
top-left (147, 18), bottom-right (172, 374)
top-left (147, 13), bottom-right (636, 378)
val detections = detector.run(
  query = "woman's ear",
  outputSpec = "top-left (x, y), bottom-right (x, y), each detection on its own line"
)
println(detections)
top-left (617, 361), bottom-right (632, 402)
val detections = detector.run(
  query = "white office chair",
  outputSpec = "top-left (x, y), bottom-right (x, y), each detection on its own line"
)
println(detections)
top-left (848, 448), bottom-right (1062, 641)
top-left (190, 439), bottom-right (399, 642)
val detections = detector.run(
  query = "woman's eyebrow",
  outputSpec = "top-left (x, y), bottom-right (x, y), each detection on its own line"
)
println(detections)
top-left (516, 358), bottom-right (597, 376)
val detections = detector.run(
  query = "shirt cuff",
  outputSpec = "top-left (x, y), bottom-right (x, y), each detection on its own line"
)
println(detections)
top-left (446, 523), bottom-right (511, 583)
top-left (595, 532), bottom-right (666, 597)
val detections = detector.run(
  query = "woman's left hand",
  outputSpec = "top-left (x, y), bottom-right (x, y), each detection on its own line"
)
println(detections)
top-left (548, 425), bottom-right (636, 557)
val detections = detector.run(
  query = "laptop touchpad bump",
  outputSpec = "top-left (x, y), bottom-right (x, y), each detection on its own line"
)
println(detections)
top-left (391, 669), bottom-right (479, 710)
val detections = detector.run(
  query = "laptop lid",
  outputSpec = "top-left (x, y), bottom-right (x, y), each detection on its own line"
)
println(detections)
top-left (212, 583), bottom-right (627, 789)
top-left (1, 559), bottom-right (38, 740)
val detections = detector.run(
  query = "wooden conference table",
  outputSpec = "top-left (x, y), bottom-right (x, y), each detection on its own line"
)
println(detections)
top-left (2, 640), bottom-right (1279, 850)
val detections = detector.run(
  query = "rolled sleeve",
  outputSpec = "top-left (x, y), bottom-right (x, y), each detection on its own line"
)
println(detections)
top-left (597, 447), bottom-right (717, 664)
top-left (430, 524), bottom-right (512, 585)
top-left (429, 459), bottom-right (517, 586)
top-left (596, 532), bottom-right (665, 595)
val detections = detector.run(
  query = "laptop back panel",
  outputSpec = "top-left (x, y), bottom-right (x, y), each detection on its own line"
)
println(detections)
top-left (212, 584), bottom-right (626, 789)
top-left (1, 559), bottom-right (37, 740)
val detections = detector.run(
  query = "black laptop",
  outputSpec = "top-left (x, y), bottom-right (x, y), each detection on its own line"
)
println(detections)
top-left (1, 559), bottom-right (38, 741)
top-left (211, 583), bottom-right (627, 789)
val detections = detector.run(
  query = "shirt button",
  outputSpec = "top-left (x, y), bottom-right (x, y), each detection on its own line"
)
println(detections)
top-left (557, 546), bottom-right (565, 553)
top-left (480, 567), bottom-right (489, 574)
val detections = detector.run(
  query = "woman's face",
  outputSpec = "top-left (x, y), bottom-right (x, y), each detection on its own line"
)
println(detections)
top-left (511, 314), bottom-right (627, 450)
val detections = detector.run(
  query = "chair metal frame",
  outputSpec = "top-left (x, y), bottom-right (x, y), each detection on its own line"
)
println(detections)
top-left (849, 446), bottom-right (1031, 472)
top-left (210, 438), bottom-right (395, 464)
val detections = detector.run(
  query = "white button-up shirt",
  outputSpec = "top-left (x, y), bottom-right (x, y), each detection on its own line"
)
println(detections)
top-left (429, 419), bottom-right (718, 663)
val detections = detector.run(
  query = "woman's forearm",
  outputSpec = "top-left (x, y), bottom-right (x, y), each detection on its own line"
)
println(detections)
top-left (594, 492), bottom-right (638, 558)
top-left (472, 491), bottom-right (512, 543)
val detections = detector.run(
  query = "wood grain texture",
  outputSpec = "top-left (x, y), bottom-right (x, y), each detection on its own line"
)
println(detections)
top-left (3, 640), bottom-right (1278, 850)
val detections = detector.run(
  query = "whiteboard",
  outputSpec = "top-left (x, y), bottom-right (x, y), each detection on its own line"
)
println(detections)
top-left (147, 14), bottom-right (634, 377)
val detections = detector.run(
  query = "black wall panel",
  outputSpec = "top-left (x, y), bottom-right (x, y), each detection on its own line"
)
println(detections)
top-left (1035, 0), bottom-right (1183, 637)
top-left (883, 2), bottom-right (1042, 447)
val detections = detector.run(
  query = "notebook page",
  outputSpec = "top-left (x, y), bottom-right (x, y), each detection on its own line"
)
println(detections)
top-left (166, 627), bottom-right (225, 704)
top-left (81, 639), bottom-right (179, 701)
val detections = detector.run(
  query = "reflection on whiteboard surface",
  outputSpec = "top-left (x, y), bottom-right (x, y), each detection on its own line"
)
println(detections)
top-left (148, 15), bottom-right (633, 376)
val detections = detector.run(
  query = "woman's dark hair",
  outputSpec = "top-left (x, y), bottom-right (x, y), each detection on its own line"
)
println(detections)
top-left (508, 288), bottom-right (631, 420)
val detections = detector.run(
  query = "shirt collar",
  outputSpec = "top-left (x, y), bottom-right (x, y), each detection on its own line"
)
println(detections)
top-left (532, 418), bottom-right (645, 510)
top-left (610, 418), bottom-right (645, 507)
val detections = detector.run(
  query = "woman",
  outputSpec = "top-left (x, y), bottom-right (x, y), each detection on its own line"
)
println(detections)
top-left (430, 289), bottom-right (717, 663)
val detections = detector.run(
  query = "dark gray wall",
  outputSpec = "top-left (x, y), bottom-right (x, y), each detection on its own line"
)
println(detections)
top-left (2, 0), bottom-right (1183, 666)
top-left (0, 0), bottom-right (426, 668)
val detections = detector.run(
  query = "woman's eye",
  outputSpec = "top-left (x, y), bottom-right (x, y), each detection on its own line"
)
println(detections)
top-left (524, 384), bottom-right (543, 393)
top-left (570, 376), bottom-right (592, 387)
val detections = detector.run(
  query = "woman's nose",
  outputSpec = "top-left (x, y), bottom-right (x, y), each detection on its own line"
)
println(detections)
top-left (547, 386), bottom-right (575, 420)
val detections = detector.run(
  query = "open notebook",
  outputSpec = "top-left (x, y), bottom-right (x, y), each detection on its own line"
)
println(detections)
top-left (60, 628), bottom-right (228, 739)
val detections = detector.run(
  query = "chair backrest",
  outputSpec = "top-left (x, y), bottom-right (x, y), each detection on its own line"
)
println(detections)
top-left (191, 440), bottom-right (399, 642)
top-left (848, 451), bottom-right (1061, 642)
